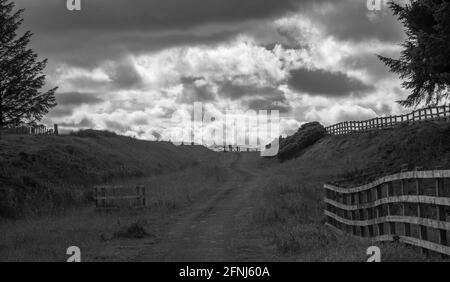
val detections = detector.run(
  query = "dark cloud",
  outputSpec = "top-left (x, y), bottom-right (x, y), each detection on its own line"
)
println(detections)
top-left (151, 130), bottom-right (162, 140)
top-left (15, 0), bottom-right (301, 67)
top-left (56, 92), bottom-right (104, 106)
top-left (177, 77), bottom-right (287, 103)
top-left (218, 80), bottom-right (284, 100)
top-left (48, 92), bottom-right (103, 118)
top-left (218, 79), bottom-right (292, 111)
top-left (47, 107), bottom-right (74, 118)
top-left (178, 77), bottom-right (217, 103)
top-left (16, 0), bottom-right (300, 33)
top-left (30, 26), bottom-right (243, 69)
top-left (246, 97), bottom-right (292, 113)
top-left (309, 0), bottom-right (405, 42)
top-left (271, 1), bottom-right (405, 47)
top-left (14, 0), bottom-right (405, 71)
top-left (288, 68), bottom-right (375, 97)
top-left (64, 75), bottom-right (109, 90)
top-left (10, 0), bottom-right (406, 135)
top-left (115, 29), bottom-right (237, 55)
top-left (342, 53), bottom-right (396, 82)
top-left (61, 60), bottom-right (143, 90)
top-left (107, 60), bottom-right (143, 89)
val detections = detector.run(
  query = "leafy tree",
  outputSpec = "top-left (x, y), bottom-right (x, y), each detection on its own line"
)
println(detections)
top-left (379, 0), bottom-right (450, 107)
top-left (0, 0), bottom-right (57, 128)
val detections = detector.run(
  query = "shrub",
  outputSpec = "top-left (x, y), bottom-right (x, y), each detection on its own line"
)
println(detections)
top-left (113, 222), bottom-right (149, 239)
top-left (277, 122), bottom-right (326, 162)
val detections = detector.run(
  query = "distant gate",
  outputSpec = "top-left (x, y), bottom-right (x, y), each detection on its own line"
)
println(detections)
top-left (93, 185), bottom-right (146, 211)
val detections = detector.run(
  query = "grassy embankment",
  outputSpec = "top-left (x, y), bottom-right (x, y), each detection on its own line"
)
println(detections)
top-left (253, 121), bottom-right (450, 261)
top-left (0, 130), bottom-right (232, 261)
top-left (0, 130), bottom-right (227, 218)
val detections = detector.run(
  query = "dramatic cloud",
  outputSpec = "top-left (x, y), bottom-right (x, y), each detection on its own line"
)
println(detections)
top-left (15, 0), bottom-right (303, 67)
top-left (15, 0), bottom-right (411, 139)
top-left (310, 0), bottom-right (405, 42)
top-left (18, 0), bottom-right (301, 33)
top-left (49, 91), bottom-right (104, 118)
top-left (341, 53), bottom-right (398, 82)
top-left (218, 81), bottom-right (285, 100)
top-left (106, 59), bottom-right (143, 89)
top-left (288, 68), bottom-right (375, 97)
top-left (56, 92), bottom-right (104, 107)
top-left (178, 77), bottom-right (216, 103)
top-left (246, 97), bottom-right (292, 114)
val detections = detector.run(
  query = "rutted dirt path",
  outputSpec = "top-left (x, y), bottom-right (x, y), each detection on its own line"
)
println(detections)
top-left (91, 153), bottom-right (275, 262)
top-left (135, 153), bottom-right (260, 261)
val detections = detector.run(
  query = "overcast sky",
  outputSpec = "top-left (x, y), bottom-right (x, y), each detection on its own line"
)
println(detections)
top-left (14, 0), bottom-right (409, 140)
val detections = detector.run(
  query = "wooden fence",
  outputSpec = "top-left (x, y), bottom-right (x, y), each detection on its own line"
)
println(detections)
top-left (1, 124), bottom-right (59, 135)
top-left (93, 185), bottom-right (146, 211)
top-left (324, 169), bottom-right (450, 256)
top-left (221, 146), bottom-right (260, 152)
top-left (325, 105), bottom-right (450, 136)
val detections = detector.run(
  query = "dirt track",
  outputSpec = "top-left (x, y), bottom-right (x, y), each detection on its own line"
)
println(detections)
top-left (136, 153), bottom-right (262, 261)
top-left (91, 153), bottom-right (273, 262)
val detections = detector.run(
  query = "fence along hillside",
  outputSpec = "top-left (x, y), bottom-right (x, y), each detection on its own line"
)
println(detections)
top-left (0, 124), bottom-right (59, 135)
top-left (326, 105), bottom-right (450, 136)
top-left (324, 169), bottom-right (450, 256)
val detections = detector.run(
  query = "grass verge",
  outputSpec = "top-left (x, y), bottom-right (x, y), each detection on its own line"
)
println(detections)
top-left (252, 172), bottom-right (438, 261)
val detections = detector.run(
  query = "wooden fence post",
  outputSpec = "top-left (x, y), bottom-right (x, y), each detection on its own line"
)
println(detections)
top-left (141, 186), bottom-right (146, 208)
top-left (399, 178), bottom-right (410, 237)
top-left (436, 179), bottom-right (447, 248)
top-left (94, 187), bottom-right (98, 209)
top-left (102, 187), bottom-right (107, 209)
top-left (415, 178), bottom-right (428, 254)
top-left (387, 201), bottom-right (396, 236)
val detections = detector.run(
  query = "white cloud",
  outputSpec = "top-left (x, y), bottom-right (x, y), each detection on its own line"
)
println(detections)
top-left (44, 7), bottom-right (409, 141)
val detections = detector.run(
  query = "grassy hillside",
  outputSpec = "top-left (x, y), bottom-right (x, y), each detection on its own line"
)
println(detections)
top-left (253, 121), bottom-right (450, 261)
top-left (0, 130), bottom-right (219, 218)
top-left (290, 121), bottom-right (450, 184)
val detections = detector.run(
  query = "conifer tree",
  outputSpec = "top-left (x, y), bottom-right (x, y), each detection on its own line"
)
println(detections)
top-left (0, 0), bottom-right (57, 128)
top-left (379, 0), bottom-right (450, 107)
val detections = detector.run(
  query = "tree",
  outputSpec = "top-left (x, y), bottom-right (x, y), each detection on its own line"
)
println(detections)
top-left (378, 0), bottom-right (450, 107)
top-left (0, 0), bottom-right (57, 129)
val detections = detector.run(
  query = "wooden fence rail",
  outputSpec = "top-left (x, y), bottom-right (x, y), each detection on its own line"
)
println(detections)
top-left (325, 105), bottom-right (450, 136)
top-left (324, 169), bottom-right (450, 256)
top-left (93, 185), bottom-right (146, 211)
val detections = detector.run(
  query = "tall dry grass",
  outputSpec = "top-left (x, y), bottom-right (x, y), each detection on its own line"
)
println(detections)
top-left (252, 171), bottom-right (435, 261)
